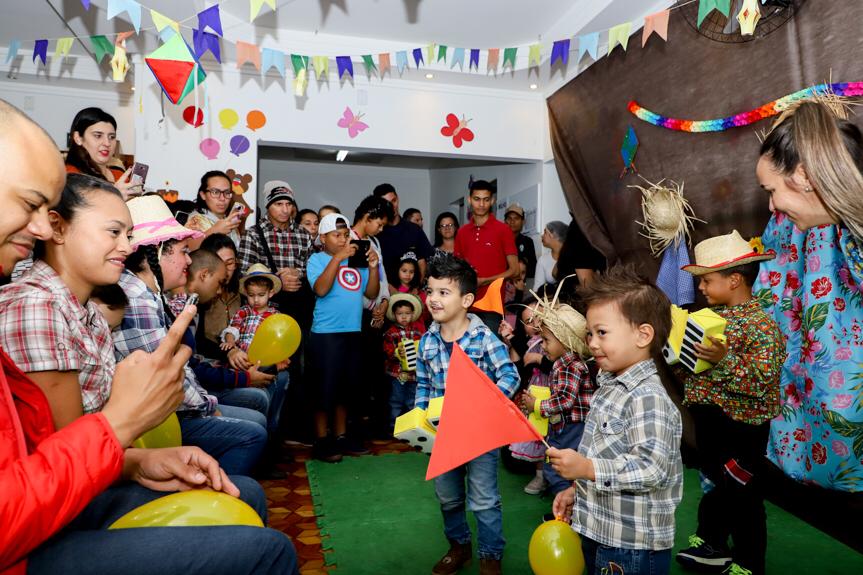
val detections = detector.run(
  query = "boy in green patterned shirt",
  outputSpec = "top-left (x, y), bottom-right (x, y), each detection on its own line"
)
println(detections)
top-left (674, 231), bottom-right (786, 575)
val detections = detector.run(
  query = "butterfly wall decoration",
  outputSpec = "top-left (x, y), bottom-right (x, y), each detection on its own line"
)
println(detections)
top-left (441, 113), bottom-right (474, 148)
top-left (337, 107), bottom-right (369, 138)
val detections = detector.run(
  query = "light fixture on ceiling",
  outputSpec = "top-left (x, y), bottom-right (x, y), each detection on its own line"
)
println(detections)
top-left (336, 150), bottom-right (349, 162)
top-left (425, 73), bottom-right (434, 79)
top-left (529, 83), bottom-right (538, 90)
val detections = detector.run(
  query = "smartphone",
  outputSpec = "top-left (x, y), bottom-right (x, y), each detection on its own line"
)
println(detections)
top-left (131, 162), bottom-right (149, 186)
top-left (184, 293), bottom-right (199, 308)
top-left (348, 239), bottom-right (370, 268)
top-left (231, 203), bottom-right (245, 222)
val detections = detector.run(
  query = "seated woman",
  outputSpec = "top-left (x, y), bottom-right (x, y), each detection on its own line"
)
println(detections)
top-left (197, 233), bottom-right (242, 361)
top-left (186, 170), bottom-right (246, 249)
top-left (65, 107), bottom-right (137, 199)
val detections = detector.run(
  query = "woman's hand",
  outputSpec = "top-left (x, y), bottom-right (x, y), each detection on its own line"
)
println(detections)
top-left (112, 168), bottom-right (141, 200)
top-left (123, 447), bottom-right (240, 496)
top-left (209, 217), bottom-right (240, 236)
top-left (227, 347), bottom-right (252, 371)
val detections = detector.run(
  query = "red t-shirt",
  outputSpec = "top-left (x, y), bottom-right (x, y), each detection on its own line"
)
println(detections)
top-left (454, 214), bottom-right (517, 299)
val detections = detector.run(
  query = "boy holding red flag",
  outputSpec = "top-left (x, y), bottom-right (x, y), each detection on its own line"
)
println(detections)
top-left (415, 255), bottom-right (519, 575)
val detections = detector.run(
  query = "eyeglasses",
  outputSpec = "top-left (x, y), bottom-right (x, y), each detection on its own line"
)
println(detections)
top-left (439, 223), bottom-right (456, 229)
top-left (206, 188), bottom-right (232, 199)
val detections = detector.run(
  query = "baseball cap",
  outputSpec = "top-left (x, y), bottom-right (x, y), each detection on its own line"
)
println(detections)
top-left (263, 180), bottom-right (295, 208)
top-left (319, 213), bottom-right (351, 235)
top-left (505, 203), bottom-right (525, 218)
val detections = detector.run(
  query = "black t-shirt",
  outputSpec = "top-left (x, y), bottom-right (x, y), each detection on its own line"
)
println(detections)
top-left (377, 219), bottom-right (435, 278)
top-left (556, 217), bottom-right (606, 278)
top-left (514, 234), bottom-right (537, 279)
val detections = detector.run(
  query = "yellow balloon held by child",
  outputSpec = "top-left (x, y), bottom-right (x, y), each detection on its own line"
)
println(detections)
top-left (528, 519), bottom-right (585, 575)
top-left (109, 491), bottom-right (264, 529)
top-left (247, 313), bottom-right (302, 366)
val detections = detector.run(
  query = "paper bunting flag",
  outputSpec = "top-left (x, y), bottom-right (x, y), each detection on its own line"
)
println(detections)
top-left (250, 0), bottom-right (276, 21)
top-left (115, 31), bottom-right (134, 45)
top-left (362, 54), bottom-right (376, 73)
top-left (81, 0), bottom-right (90, 9)
top-left (737, 0), bottom-right (761, 36)
top-left (33, 40), bottom-right (48, 65)
top-left (54, 38), bottom-right (74, 61)
top-left (262, 48), bottom-right (285, 76)
top-left (107, 0), bottom-right (142, 34)
top-left (577, 32), bottom-right (598, 61)
top-left (111, 45), bottom-right (129, 81)
top-left (5, 40), bottom-right (20, 64)
top-left (469, 49), bottom-right (480, 70)
top-left (697, 0), bottom-right (731, 27)
top-left (293, 69), bottom-right (308, 96)
top-left (197, 5), bottom-right (223, 37)
top-left (450, 47), bottom-right (465, 70)
top-left (336, 56), bottom-right (353, 79)
top-left (550, 39), bottom-right (570, 67)
top-left (412, 48), bottom-right (424, 68)
top-left (528, 44), bottom-right (541, 67)
top-left (426, 43), bottom-right (435, 65)
top-left (235, 41), bottom-right (261, 70)
top-left (193, 29), bottom-right (221, 62)
top-left (90, 36), bottom-right (115, 63)
top-left (313, 56), bottom-right (329, 79)
top-left (643, 10), bottom-right (670, 46)
top-left (396, 51), bottom-right (408, 73)
top-left (378, 53), bottom-right (391, 74)
top-left (290, 54), bottom-right (308, 75)
top-left (608, 22), bottom-right (632, 52)
top-left (621, 125), bottom-right (639, 173)
top-left (502, 47), bottom-right (517, 69)
top-left (151, 10), bottom-right (179, 41)
top-left (486, 48), bottom-right (499, 72)
top-left (145, 33), bottom-right (206, 104)
top-left (437, 45), bottom-right (447, 63)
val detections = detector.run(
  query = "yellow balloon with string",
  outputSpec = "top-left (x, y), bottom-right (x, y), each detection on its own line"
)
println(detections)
top-left (247, 313), bottom-right (302, 366)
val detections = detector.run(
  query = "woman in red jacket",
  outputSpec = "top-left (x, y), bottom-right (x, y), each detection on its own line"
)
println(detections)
top-left (0, 100), bottom-right (298, 574)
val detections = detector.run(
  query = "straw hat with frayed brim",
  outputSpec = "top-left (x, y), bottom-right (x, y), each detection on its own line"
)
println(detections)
top-left (386, 293), bottom-right (423, 323)
top-left (682, 230), bottom-right (776, 276)
top-left (527, 275), bottom-right (590, 359)
top-left (631, 178), bottom-right (703, 256)
top-left (239, 263), bottom-right (282, 296)
top-left (128, 195), bottom-right (204, 248)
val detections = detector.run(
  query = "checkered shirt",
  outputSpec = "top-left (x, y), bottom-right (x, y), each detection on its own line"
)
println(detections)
top-left (572, 359), bottom-right (683, 551)
top-left (0, 260), bottom-right (115, 413)
top-left (539, 351), bottom-right (595, 435)
top-left (237, 218), bottom-right (313, 278)
top-left (382, 323), bottom-right (427, 381)
top-left (222, 305), bottom-right (279, 351)
top-left (415, 313), bottom-right (520, 410)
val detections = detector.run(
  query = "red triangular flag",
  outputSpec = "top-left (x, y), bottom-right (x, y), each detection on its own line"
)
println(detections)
top-left (426, 343), bottom-right (542, 480)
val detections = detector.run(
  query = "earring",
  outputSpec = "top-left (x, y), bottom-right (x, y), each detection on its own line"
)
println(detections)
top-left (804, 185), bottom-right (813, 193)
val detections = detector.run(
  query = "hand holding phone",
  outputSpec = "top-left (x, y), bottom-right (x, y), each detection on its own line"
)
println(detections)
top-left (130, 162), bottom-right (149, 186)
top-left (348, 239), bottom-right (370, 268)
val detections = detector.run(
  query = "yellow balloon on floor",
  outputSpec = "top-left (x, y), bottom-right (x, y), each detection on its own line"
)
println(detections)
top-left (528, 520), bottom-right (585, 575)
top-left (109, 491), bottom-right (264, 529)
top-left (247, 313), bottom-right (301, 366)
top-left (132, 413), bottom-right (182, 449)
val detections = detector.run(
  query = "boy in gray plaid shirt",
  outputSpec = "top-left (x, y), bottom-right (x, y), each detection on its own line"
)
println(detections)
top-left (548, 266), bottom-right (683, 575)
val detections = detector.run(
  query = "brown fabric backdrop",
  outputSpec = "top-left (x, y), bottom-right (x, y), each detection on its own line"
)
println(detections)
top-left (548, 0), bottom-right (863, 274)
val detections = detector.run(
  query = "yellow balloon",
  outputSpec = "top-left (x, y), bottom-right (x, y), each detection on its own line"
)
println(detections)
top-left (109, 491), bottom-right (264, 529)
top-left (247, 313), bottom-right (301, 366)
top-left (132, 413), bottom-right (182, 449)
top-left (528, 520), bottom-right (585, 575)
top-left (218, 108), bottom-right (239, 130)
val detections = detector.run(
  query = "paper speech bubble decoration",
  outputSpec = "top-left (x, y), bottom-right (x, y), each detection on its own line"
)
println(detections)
top-left (229, 135), bottom-right (250, 156)
top-left (219, 108), bottom-right (239, 130)
top-left (200, 138), bottom-right (220, 160)
top-left (246, 110), bottom-right (267, 131)
top-left (183, 106), bottom-right (204, 127)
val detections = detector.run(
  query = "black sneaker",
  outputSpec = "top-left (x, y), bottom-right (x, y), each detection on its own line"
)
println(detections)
top-left (676, 535), bottom-right (732, 571)
top-left (336, 435), bottom-right (370, 456)
top-left (312, 438), bottom-right (343, 463)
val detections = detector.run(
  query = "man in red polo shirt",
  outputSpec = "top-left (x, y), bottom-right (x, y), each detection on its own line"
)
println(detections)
top-left (454, 180), bottom-right (518, 332)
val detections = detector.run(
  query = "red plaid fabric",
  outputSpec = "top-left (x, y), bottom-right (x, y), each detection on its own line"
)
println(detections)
top-left (0, 260), bottom-right (115, 414)
top-left (224, 305), bottom-right (279, 351)
top-left (382, 322), bottom-right (426, 380)
top-left (539, 351), bottom-right (595, 434)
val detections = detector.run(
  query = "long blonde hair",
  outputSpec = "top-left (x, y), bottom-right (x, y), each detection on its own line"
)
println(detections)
top-left (760, 101), bottom-right (863, 240)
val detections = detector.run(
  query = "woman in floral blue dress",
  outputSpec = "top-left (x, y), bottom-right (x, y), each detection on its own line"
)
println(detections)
top-left (753, 100), bottom-right (863, 492)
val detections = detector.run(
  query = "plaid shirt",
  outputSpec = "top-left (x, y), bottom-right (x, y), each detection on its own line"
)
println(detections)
top-left (222, 305), bottom-right (279, 351)
top-left (0, 260), bottom-right (115, 414)
top-left (539, 351), bottom-right (595, 435)
top-left (680, 299), bottom-right (785, 425)
top-left (238, 218), bottom-right (313, 278)
top-left (573, 359), bottom-right (683, 551)
top-left (382, 322), bottom-right (426, 381)
top-left (115, 271), bottom-right (216, 415)
top-left (415, 314), bottom-right (519, 410)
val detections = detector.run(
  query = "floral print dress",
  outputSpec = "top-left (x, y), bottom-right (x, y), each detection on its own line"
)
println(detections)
top-left (754, 212), bottom-right (863, 492)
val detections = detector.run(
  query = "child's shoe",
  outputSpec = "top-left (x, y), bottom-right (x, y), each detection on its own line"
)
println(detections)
top-left (523, 470), bottom-right (547, 495)
top-left (676, 534), bottom-right (732, 571)
top-left (479, 558), bottom-right (502, 575)
top-left (722, 564), bottom-right (753, 575)
top-left (312, 438), bottom-right (343, 463)
top-left (431, 540), bottom-right (472, 575)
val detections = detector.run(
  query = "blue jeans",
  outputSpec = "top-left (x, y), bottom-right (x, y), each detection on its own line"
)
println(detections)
top-left (27, 477), bottom-right (299, 575)
top-left (179, 413), bottom-right (267, 475)
top-left (433, 449), bottom-right (504, 560)
top-left (265, 370), bottom-right (290, 436)
top-left (219, 402), bottom-right (268, 430)
top-left (543, 421), bottom-right (586, 495)
top-left (388, 377), bottom-right (417, 431)
top-left (216, 388), bottom-right (270, 419)
top-left (581, 536), bottom-right (671, 575)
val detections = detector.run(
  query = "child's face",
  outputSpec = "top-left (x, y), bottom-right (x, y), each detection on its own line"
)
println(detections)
top-left (94, 301), bottom-right (125, 331)
top-left (321, 227), bottom-right (349, 255)
top-left (394, 305), bottom-right (414, 327)
top-left (426, 276), bottom-right (473, 325)
top-left (585, 300), bottom-right (654, 375)
top-left (246, 283), bottom-right (273, 311)
top-left (697, 271), bottom-right (738, 306)
top-left (540, 326), bottom-right (566, 361)
top-left (521, 307), bottom-right (540, 337)
top-left (398, 263), bottom-right (415, 286)
top-left (190, 263), bottom-right (227, 305)
top-left (300, 213), bottom-right (319, 237)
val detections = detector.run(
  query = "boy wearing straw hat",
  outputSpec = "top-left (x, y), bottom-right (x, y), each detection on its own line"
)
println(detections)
top-left (221, 263), bottom-right (282, 353)
top-left (675, 230), bottom-right (785, 575)
top-left (381, 293), bottom-right (426, 431)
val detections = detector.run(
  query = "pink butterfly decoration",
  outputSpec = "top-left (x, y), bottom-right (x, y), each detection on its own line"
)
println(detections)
top-left (337, 107), bottom-right (369, 138)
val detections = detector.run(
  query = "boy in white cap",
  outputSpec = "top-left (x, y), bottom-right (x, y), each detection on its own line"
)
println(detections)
top-left (675, 230), bottom-right (785, 575)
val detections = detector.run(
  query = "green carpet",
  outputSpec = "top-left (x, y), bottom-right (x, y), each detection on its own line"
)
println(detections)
top-left (307, 452), bottom-right (863, 574)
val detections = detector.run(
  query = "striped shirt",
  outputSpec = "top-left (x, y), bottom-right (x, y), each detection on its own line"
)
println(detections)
top-left (572, 359), bottom-right (683, 550)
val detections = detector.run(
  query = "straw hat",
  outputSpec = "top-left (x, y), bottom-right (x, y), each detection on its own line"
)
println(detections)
top-left (527, 276), bottom-right (590, 359)
top-left (682, 230), bottom-right (776, 276)
top-left (127, 195), bottom-right (203, 248)
top-left (239, 263), bottom-right (282, 296)
top-left (386, 293), bottom-right (423, 323)
top-left (631, 178), bottom-right (702, 255)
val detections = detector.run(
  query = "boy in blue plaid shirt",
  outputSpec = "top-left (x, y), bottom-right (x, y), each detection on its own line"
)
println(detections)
top-left (415, 255), bottom-right (519, 575)
top-left (548, 266), bottom-right (683, 575)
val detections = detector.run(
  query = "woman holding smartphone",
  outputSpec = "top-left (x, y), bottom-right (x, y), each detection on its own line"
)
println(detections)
top-left (65, 107), bottom-right (139, 199)
top-left (187, 170), bottom-right (247, 249)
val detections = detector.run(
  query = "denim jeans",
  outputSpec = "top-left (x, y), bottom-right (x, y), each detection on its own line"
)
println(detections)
top-left (433, 448), bottom-right (504, 560)
top-left (219, 402), bottom-right (268, 430)
top-left (388, 377), bottom-right (417, 431)
top-left (543, 421), bottom-right (586, 495)
top-left (581, 536), bottom-right (671, 575)
top-left (179, 413), bottom-right (267, 475)
top-left (27, 477), bottom-right (299, 575)
top-left (265, 370), bottom-right (290, 436)
top-left (215, 388), bottom-right (270, 420)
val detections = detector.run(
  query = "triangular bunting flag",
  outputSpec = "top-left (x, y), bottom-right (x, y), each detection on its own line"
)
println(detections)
top-left (197, 5), bottom-right (223, 37)
top-left (528, 44), bottom-right (541, 67)
top-left (107, 0), bottom-right (142, 34)
top-left (261, 48), bottom-right (285, 77)
top-left (291, 54), bottom-right (309, 75)
top-left (412, 47), bottom-right (424, 68)
top-left (193, 29), bottom-right (221, 62)
top-left (5, 40), bottom-right (21, 64)
top-left (698, 0), bottom-right (731, 27)
top-left (90, 36), bottom-right (115, 63)
top-left (502, 47), bottom-right (517, 69)
top-left (643, 10), bottom-right (670, 46)
top-left (236, 41), bottom-right (261, 70)
top-left (362, 54), bottom-right (377, 73)
top-left (608, 22), bottom-right (632, 52)
top-left (313, 56), bottom-right (328, 79)
top-left (469, 49), bottom-right (480, 70)
top-left (378, 53), bottom-right (391, 74)
top-left (33, 40), bottom-right (48, 65)
top-left (577, 32), bottom-right (598, 61)
top-left (250, 0), bottom-right (276, 21)
top-left (151, 9), bottom-right (179, 41)
top-left (336, 56), bottom-right (353, 79)
top-left (486, 48), bottom-right (499, 73)
top-left (437, 45), bottom-right (448, 63)
top-left (293, 68), bottom-right (308, 96)
top-left (550, 39), bottom-right (570, 67)
top-left (55, 38), bottom-right (74, 61)
top-left (111, 44), bottom-right (129, 81)
top-left (396, 50), bottom-right (408, 73)
top-left (426, 43), bottom-right (435, 65)
top-left (145, 33), bottom-right (206, 104)
top-left (426, 344), bottom-right (541, 480)
top-left (81, 0), bottom-right (90, 9)
top-left (450, 47), bottom-right (465, 70)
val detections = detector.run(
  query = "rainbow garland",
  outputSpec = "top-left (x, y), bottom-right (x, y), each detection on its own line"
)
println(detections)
top-left (628, 82), bottom-right (863, 132)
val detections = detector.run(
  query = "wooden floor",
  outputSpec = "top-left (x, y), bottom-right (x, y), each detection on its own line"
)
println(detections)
top-left (261, 439), bottom-right (414, 574)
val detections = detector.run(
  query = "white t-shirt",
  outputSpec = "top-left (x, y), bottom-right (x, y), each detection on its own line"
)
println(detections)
top-left (534, 252), bottom-right (557, 289)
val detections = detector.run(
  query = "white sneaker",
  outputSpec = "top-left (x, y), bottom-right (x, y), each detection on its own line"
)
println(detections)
top-left (524, 474), bottom-right (548, 495)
